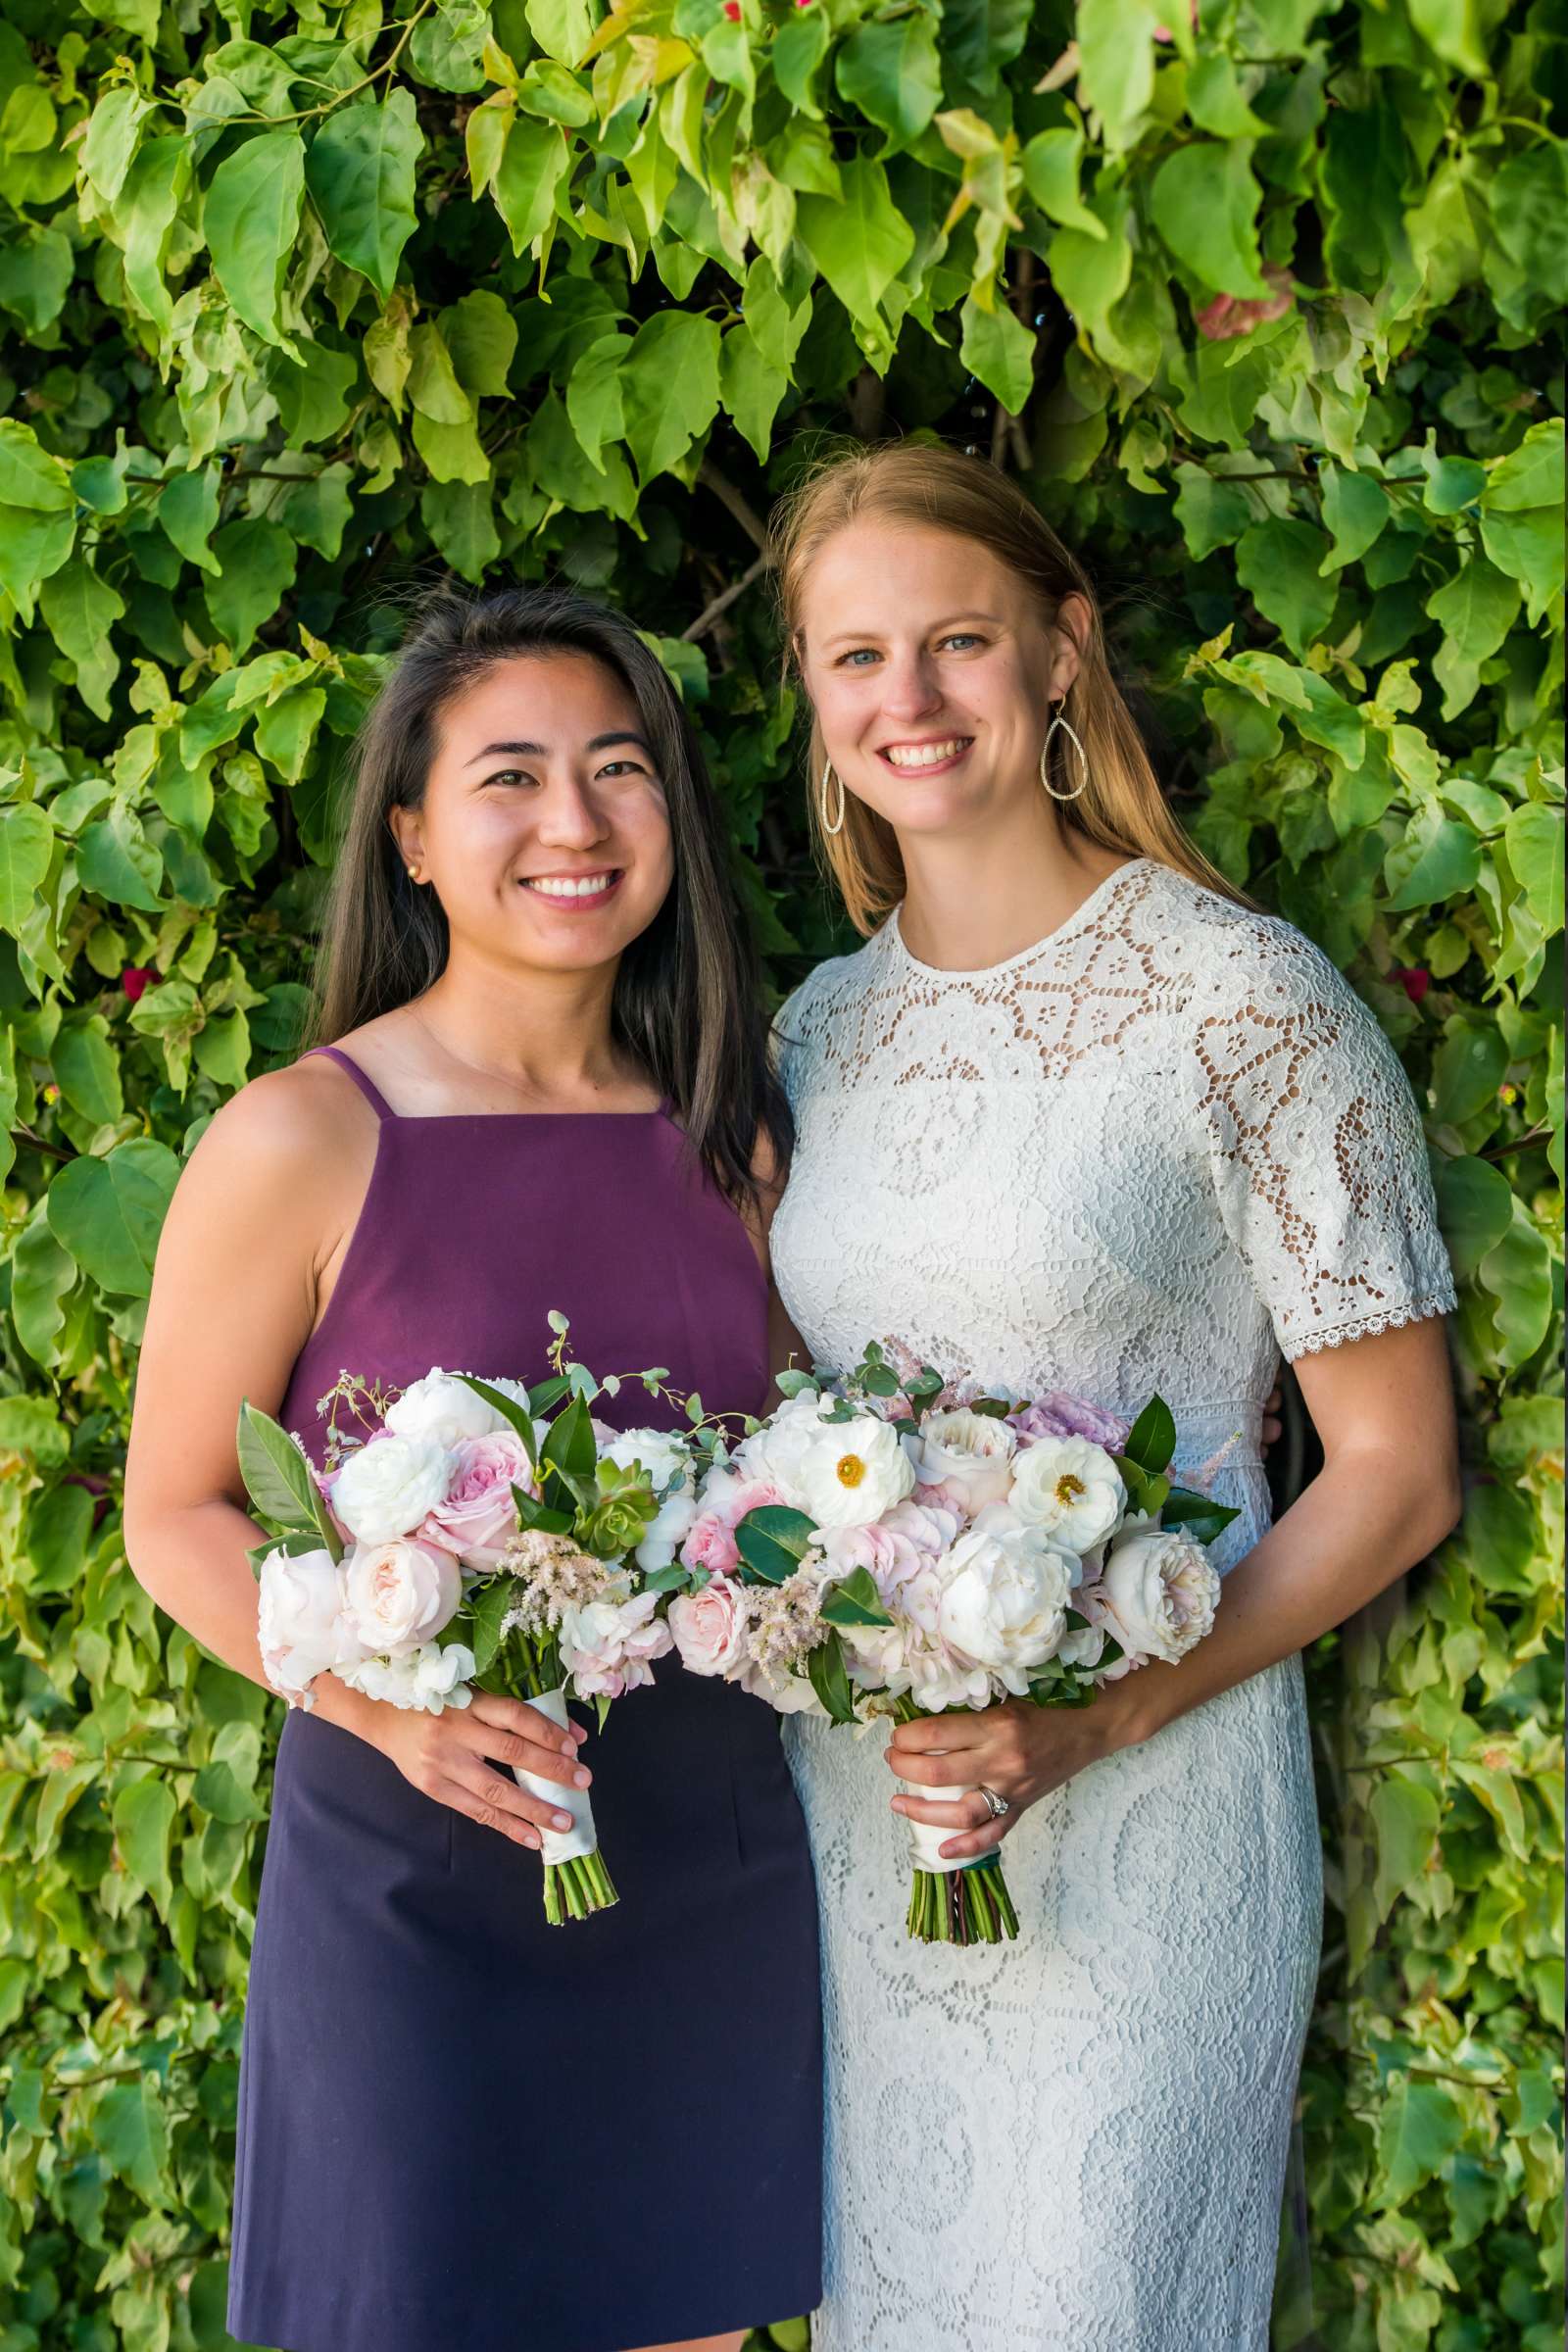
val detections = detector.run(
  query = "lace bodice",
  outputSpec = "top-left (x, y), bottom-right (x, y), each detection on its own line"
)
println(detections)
top-left (767, 858), bottom-right (1453, 2351)
top-left (773, 858), bottom-right (1453, 1444)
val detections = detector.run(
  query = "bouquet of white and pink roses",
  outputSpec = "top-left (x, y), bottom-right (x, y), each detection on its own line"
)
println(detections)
top-left (665, 1343), bottom-right (1238, 1945)
top-left (239, 1320), bottom-right (706, 1925)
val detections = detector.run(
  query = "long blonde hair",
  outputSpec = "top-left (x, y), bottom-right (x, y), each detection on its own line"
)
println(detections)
top-left (770, 441), bottom-right (1244, 934)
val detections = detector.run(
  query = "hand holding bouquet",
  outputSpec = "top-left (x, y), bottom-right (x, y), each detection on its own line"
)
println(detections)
top-left (666, 1345), bottom-right (1238, 1944)
top-left (239, 1321), bottom-right (705, 1924)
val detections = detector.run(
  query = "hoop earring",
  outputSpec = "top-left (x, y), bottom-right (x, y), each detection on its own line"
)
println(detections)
top-left (819, 759), bottom-right (846, 836)
top-left (1040, 706), bottom-right (1090, 804)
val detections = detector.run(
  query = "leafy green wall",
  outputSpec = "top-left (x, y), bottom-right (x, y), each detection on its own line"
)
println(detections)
top-left (0, 1), bottom-right (1561, 2347)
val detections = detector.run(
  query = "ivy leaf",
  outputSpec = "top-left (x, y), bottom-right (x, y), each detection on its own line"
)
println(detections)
top-left (305, 92), bottom-right (425, 302)
top-left (1151, 139), bottom-right (1271, 299)
top-left (0, 802), bottom-right (54, 936)
top-left (204, 129), bottom-right (307, 349)
top-left (46, 1138), bottom-right (180, 1298)
top-left (95, 2079), bottom-right (172, 2211)
top-left (835, 18), bottom-right (943, 151)
top-left (798, 158), bottom-right (914, 329)
top-left (1319, 465), bottom-right (1392, 574)
top-left (111, 1778), bottom-right (175, 1916)
top-left (1374, 2075), bottom-right (1468, 2208)
top-left (38, 559), bottom-right (125, 721)
top-left (718, 320), bottom-right (789, 464)
top-left (960, 295), bottom-right (1036, 415)
top-left (619, 310), bottom-right (721, 481)
top-left (1236, 517), bottom-right (1337, 656)
top-left (420, 480), bottom-right (501, 582)
top-left (204, 518), bottom-right (299, 656)
top-left (565, 333), bottom-right (629, 472)
top-left (158, 466), bottom-right (222, 574)
top-left (493, 113), bottom-right (572, 256)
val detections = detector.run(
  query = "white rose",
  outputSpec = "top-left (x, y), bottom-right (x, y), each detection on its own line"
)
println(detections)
top-left (797, 1413), bottom-right (916, 1529)
top-left (343, 1640), bottom-right (474, 1713)
top-left (595, 1424), bottom-right (691, 1493)
top-left (386, 1370), bottom-right (512, 1448)
top-left (330, 1432), bottom-right (455, 1544)
top-left (1099, 1530), bottom-right (1220, 1665)
top-left (1008, 1434), bottom-right (1127, 1552)
top-left (907, 1407), bottom-right (1017, 1511)
top-left (937, 1518), bottom-right (1076, 1694)
top-left (732, 1389), bottom-right (835, 1509)
top-left (257, 1545), bottom-right (366, 1704)
top-left (636, 1486), bottom-right (699, 1573)
top-left (742, 1659), bottom-right (827, 1716)
top-left (342, 1537), bottom-right (462, 1653)
top-left (669, 1578), bottom-right (750, 1676)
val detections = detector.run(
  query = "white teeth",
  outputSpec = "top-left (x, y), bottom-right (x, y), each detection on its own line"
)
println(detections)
top-left (525, 875), bottom-right (616, 899)
top-left (885, 740), bottom-right (967, 768)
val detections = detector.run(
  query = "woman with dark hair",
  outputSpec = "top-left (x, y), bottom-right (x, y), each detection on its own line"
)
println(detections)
top-left (122, 585), bottom-right (821, 2352)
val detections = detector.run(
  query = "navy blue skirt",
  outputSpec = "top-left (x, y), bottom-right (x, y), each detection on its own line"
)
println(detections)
top-left (228, 1664), bottom-right (822, 2352)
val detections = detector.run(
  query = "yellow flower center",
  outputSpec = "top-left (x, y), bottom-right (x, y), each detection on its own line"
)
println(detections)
top-left (1054, 1473), bottom-right (1087, 1504)
top-left (836, 1453), bottom-right (867, 1488)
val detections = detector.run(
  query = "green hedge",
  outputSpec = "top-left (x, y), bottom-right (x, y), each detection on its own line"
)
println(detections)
top-left (0, 1), bottom-right (1561, 2347)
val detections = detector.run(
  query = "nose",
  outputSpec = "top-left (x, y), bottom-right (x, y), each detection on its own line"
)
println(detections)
top-left (535, 770), bottom-right (612, 851)
top-left (878, 646), bottom-right (946, 723)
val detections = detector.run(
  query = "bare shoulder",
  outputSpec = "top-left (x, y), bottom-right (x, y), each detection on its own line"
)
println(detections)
top-left (179, 1052), bottom-right (378, 1206)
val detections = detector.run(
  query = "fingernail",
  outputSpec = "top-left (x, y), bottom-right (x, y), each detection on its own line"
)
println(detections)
top-left (560, 1740), bottom-right (576, 1757)
top-left (554, 1811), bottom-right (572, 1831)
top-left (524, 1834), bottom-right (540, 1849)
top-left (573, 1768), bottom-right (591, 1788)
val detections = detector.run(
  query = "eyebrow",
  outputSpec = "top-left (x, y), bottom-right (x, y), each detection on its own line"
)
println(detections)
top-left (817, 613), bottom-right (1007, 648)
top-left (465, 732), bottom-right (652, 763)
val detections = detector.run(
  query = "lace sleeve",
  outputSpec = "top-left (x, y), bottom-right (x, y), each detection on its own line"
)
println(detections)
top-left (1194, 919), bottom-right (1456, 1360)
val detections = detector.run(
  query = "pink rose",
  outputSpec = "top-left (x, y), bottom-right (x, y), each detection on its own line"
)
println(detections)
top-left (1009, 1395), bottom-right (1131, 1453)
top-left (342, 1537), bottom-right (462, 1653)
top-left (913, 1477), bottom-right (968, 1517)
top-left (818, 1521), bottom-right (901, 1582)
top-left (560, 1591), bottom-right (672, 1698)
top-left (680, 1474), bottom-right (781, 1577)
top-left (419, 1432), bottom-right (533, 1567)
top-left (669, 1578), bottom-right (750, 1677)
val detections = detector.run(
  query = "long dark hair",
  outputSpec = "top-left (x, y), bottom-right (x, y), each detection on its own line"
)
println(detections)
top-left (313, 583), bottom-right (791, 1207)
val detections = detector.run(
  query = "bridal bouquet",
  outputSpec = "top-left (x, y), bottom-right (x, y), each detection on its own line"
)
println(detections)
top-left (239, 1321), bottom-right (705, 1924)
top-left (666, 1344), bottom-right (1238, 1944)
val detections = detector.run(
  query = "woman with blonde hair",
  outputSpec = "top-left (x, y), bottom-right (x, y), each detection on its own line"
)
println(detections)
top-left (766, 442), bottom-right (1459, 2348)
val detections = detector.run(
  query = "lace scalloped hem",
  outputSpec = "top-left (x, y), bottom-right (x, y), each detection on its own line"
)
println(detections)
top-left (1281, 1289), bottom-right (1457, 1360)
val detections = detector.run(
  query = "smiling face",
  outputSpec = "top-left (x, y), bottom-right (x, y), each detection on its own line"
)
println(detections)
top-left (389, 650), bottom-right (675, 974)
top-left (796, 519), bottom-right (1083, 840)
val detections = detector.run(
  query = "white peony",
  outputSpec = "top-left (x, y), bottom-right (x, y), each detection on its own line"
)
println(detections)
top-left (1008, 1434), bottom-right (1127, 1551)
top-left (257, 1544), bottom-right (367, 1705)
top-left (731, 1388), bottom-right (836, 1509)
top-left (937, 1516), bottom-right (1077, 1694)
top-left (343, 1640), bottom-right (475, 1713)
top-left (330, 1432), bottom-right (455, 1544)
top-left (1099, 1530), bottom-right (1220, 1665)
top-left (742, 1659), bottom-right (827, 1716)
top-left (906, 1407), bottom-right (1017, 1512)
top-left (560, 1589), bottom-right (674, 1698)
top-left (594, 1424), bottom-right (699, 1571)
top-left (797, 1412), bottom-right (916, 1529)
top-left (386, 1369), bottom-right (514, 1448)
top-left (636, 1485), bottom-right (699, 1573)
top-left (342, 1537), bottom-right (462, 1654)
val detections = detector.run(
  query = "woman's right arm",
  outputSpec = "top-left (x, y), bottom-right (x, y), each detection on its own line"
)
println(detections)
top-left (122, 1065), bottom-right (589, 1849)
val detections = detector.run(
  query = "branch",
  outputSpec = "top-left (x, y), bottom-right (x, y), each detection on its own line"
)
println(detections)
top-left (10, 1127), bottom-right (74, 1163)
top-left (682, 551), bottom-right (770, 643)
top-left (697, 460), bottom-right (771, 555)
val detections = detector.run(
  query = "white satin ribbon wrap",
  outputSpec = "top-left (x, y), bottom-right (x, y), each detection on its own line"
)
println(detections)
top-left (512, 1686), bottom-right (599, 1866)
top-left (902, 1780), bottom-right (979, 1876)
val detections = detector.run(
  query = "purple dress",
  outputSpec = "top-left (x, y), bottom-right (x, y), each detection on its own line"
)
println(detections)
top-left (227, 1048), bottom-right (822, 2352)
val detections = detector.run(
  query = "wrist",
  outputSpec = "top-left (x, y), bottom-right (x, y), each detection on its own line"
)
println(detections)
top-left (309, 1671), bottom-right (382, 1748)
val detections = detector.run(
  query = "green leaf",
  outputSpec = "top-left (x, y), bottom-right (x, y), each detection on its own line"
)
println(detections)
top-left (806, 1627), bottom-right (858, 1724)
top-left (1426, 556), bottom-right (1522, 721)
top-left (541, 1391), bottom-right (597, 1483)
top-left (305, 93), bottom-right (423, 301)
top-left (38, 559), bottom-right (125, 721)
top-left (52, 1017), bottom-right (124, 1126)
top-left (718, 320), bottom-right (788, 465)
top-left (1172, 465), bottom-right (1250, 563)
top-left (1484, 418), bottom-right (1564, 514)
top-left (1374, 2074), bottom-right (1468, 2208)
top-left (1122, 1395), bottom-right (1176, 1476)
top-left (204, 129), bottom-right (307, 349)
top-left (1076, 0), bottom-right (1164, 151)
top-left (46, 1138), bottom-right (181, 1298)
top-left (1236, 517), bottom-right (1337, 657)
top-left (1479, 503), bottom-right (1565, 627)
top-left (112, 1777), bottom-right (175, 1915)
top-left (835, 18), bottom-right (943, 150)
top-left (1319, 465), bottom-right (1392, 574)
top-left (0, 801), bottom-right (54, 935)
top-left (797, 158), bottom-right (914, 328)
top-left (1369, 1769), bottom-right (1442, 1925)
top-left (237, 1399), bottom-right (336, 1544)
top-left (1151, 140), bottom-right (1270, 299)
top-left (1158, 1486), bottom-right (1242, 1544)
top-left (735, 1502), bottom-right (816, 1585)
top-left (0, 220), bottom-right (74, 335)
top-left (441, 288), bottom-right (517, 400)
top-left (1479, 1205), bottom-right (1554, 1370)
top-left (1435, 1154), bottom-right (1515, 1281)
top-left (76, 803), bottom-right (165, 912)
top-left (772, 5), bottom-right (828, 116)
top-left (10, 1212), bottom-right (80, 1366)
top-left (493, 112), bottom-right (572, 256)
top-left (458, 1374), bottom-right (539, 1466)
top-left (619, 310), bottom-right (722, 482)
top-left (818, 1564), bottom-right (896, 1628)
top-left (959, 295), bottom-right (1036, 415)
top-left (1023, 127), bottom-right (1103, 238)
top-left (467, 1574), bottom-right (517, 1676)
top-left (159, 465), bottom-right (223, 574)
top-left (1503, 804), bottom-right (1564, 937)
top-left (1384, 804), bottom-right (1484, 912)
top-left (95, 2078), bottom-right (172, 2210)
top-left (204, 518), bottom-right (299, 656)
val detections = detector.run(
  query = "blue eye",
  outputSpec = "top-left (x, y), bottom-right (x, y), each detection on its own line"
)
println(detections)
top-left (838, 649), bottom-right (880, 667)
top-left (942, 633), bottom-right (984, 652)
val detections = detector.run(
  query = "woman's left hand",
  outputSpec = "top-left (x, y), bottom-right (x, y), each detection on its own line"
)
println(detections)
top-left (886, 1688), bottom-right (1146, 1863)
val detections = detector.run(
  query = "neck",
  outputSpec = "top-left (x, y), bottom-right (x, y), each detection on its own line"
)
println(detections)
top-left (894, 798), bottom-right (1130, 972)
top-left (408, 945), bottom-right (632, 1103)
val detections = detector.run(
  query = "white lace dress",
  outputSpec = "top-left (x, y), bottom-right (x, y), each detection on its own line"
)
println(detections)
top-left (769, 858), bottom-right (1454, 2352)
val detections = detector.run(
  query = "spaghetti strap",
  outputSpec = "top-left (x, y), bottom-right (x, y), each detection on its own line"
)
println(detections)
top-left (304, 1045), bottom-right (396, 1122)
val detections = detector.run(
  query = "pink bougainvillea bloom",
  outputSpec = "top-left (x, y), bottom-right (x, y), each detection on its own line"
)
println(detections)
top-left (122, 967), bottom-right (155, 1002)
top-left (722, 2), bottom-right (740, 17)
top-left (1196, 268), bottom-right (1296, 343)
top-left (1394, 967), bottom-right (1432, 1005)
